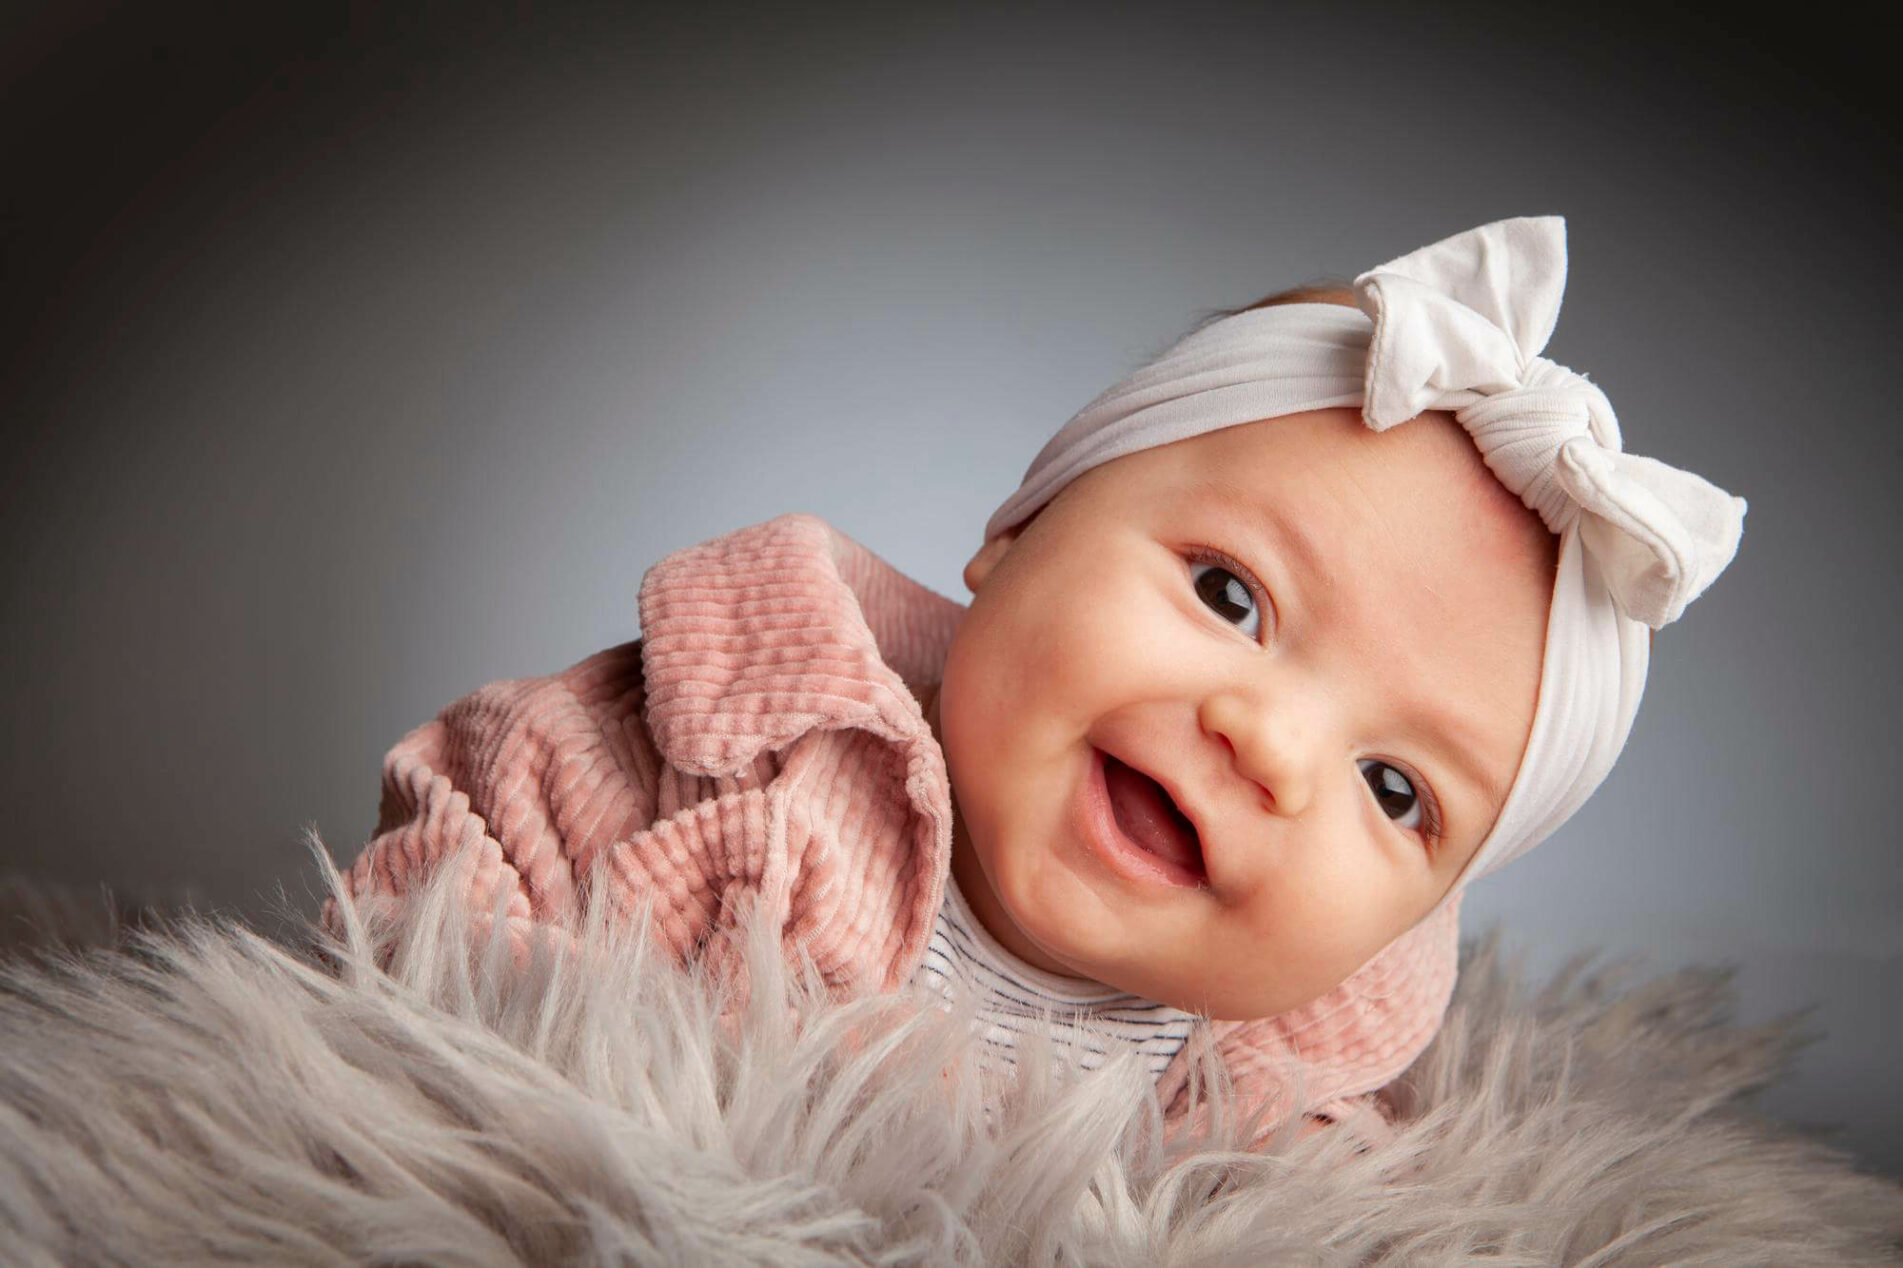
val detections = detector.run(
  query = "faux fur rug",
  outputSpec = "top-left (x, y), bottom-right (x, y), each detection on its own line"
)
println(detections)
top-left (2, 840), bottom-right (1899, 1266)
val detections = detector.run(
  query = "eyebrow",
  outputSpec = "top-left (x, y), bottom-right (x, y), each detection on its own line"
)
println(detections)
top-left (1193, 475), bottom-right (1332, 590)
top-left (1188, 474), bottom-right (1512, 834)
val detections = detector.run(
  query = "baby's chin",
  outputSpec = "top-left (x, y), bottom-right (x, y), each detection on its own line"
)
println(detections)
top-left (1047, 937), bottom-right (1353, 1021)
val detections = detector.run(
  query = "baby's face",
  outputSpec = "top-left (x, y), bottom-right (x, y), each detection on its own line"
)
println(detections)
top-left (928, 407), bottom-right (1554, 1020)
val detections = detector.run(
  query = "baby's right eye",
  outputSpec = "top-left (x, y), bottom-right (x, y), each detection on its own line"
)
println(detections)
top-left (1187, 548), bottom-right (1268, 643)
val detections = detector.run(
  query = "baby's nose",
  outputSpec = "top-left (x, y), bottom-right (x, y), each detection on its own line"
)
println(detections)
top-left (1201, 692), bottom-right (1318, 820)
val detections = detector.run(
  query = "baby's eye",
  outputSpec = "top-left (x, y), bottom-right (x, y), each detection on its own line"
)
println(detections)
top-left (1188, 550), bottom-right (1266, 642)
top-left (1358, 759), bottom-right (1420, 830)
top-left (1359, 758), bottom-right (1441, 848)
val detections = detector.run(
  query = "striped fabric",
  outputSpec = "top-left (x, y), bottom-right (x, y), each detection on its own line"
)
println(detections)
top-left (912, 871), bottom-right (1200, 1082)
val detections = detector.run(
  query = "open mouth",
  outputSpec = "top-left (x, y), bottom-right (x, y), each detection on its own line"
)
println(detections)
top-left (1101, 754), bottom-right (1206, 879)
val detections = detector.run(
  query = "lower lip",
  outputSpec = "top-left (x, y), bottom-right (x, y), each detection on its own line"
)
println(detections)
top-left (1078, 746), bottom-right (1208, 890)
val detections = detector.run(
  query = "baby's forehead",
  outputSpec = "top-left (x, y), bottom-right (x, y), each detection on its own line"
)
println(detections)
top-left (1194, 410), bottom-right (1554, 566)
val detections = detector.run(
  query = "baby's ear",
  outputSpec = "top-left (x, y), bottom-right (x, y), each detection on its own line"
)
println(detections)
top-left (963, 528), bottom-right (1019, 594)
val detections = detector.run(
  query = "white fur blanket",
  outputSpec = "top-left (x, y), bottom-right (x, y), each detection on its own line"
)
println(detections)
top-left (1, 839), bottom-right (1899, 1266)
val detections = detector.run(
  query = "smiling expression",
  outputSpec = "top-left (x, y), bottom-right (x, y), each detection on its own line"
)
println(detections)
top-left (925, 406), bottom-right (1555, 1020)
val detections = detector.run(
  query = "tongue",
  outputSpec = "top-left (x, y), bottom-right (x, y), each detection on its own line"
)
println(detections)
top-left (1103, 756), bottom-right (1203, 873)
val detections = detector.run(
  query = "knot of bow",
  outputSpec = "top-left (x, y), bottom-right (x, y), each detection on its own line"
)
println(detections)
top-left (1352, 216), bottom-right (1746, 628)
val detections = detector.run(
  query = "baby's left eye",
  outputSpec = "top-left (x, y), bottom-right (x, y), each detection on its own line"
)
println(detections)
top-left (1188, 552), bottom-right (1266, 641)
top-left (1359, 759), bottom-right (1422, 832)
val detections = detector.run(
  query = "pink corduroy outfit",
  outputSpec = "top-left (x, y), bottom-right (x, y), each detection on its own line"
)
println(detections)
top-left (326, 511), bottom-right (1462, 1143)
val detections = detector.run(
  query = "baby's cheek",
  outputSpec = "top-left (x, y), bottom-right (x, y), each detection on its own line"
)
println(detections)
top-left (1230, 873), bottom-right (1395, 988)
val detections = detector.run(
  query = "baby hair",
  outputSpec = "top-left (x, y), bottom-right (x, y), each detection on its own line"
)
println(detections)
top-left (1188, 280), bottom-right (1359, 337)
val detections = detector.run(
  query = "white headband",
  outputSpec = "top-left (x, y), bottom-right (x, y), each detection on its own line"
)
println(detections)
top-left (982, 216), bottom-right (1747, 896)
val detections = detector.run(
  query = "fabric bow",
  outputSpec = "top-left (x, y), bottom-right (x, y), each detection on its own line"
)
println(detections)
top-left (1352, 216), bottom-right (1746, 629)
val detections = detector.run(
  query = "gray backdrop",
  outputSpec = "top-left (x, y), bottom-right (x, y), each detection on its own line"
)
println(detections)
top-left (5, 2), bottom-right (1896, 1176)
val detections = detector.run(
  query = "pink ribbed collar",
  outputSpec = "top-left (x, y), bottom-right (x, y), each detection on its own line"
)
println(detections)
top-left (635, 512), bottom-right (963, 990)
top-left (637, 512), bottom-right (962, 780)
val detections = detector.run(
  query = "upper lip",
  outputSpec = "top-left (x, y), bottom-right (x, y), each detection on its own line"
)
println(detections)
top-left (1100, 746), bottom-right (1211, 870)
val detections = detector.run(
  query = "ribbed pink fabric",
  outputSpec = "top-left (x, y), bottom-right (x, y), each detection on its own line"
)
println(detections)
top-left (324, 512), bottom-right (1461, 1146)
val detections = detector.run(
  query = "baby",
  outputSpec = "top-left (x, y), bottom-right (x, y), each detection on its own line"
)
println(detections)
top-left (325, 216), bottom-right (1746, 1147)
